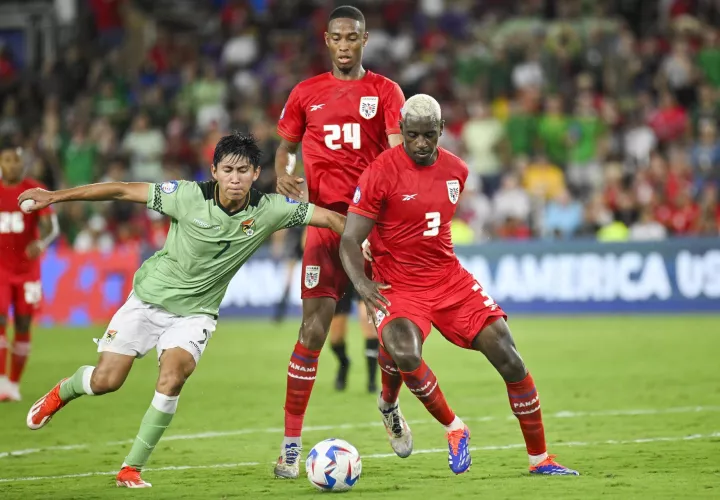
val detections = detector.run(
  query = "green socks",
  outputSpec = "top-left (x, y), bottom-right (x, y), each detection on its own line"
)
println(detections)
top-left (58, 366), bottom-right (95, 402)
top-left (124, 391), bottom-right (179, 469)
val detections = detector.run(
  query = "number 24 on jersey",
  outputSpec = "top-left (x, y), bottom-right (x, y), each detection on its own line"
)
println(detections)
top-left (324, 123), bottom-right (361, 150)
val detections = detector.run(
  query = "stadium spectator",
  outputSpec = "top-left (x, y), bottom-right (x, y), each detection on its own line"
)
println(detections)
top-left (1, 0), bottom-right (719, 251)
top-left (541, 189), bottom-right (583, 239)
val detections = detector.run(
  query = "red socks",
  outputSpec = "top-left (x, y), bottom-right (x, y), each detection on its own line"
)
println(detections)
top-left (401, 360), bottom-right (455, 426)
top-left (284, 341), bottom-right (320, 437)
top-left (506, 372), bottom-right (547, 456)
top-left (10, 332), bottom-right (30, 383)
top-left (0, 325), bottom-right (6, 377)
top-left (378, 345), bottom-right (402, 404)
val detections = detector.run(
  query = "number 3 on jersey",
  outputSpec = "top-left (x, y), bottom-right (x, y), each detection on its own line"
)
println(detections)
top-left (423, 212), bottom-right (440, 236)
top-left (324, 123), bottom-right (361, 150)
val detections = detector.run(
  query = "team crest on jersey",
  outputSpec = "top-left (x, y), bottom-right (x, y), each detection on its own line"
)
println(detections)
top-left (446, 180), bottom-right (460, 205)
top-left (353, 186), bottom-right (361, 204)
top-left (161, 180), bottom-right (178, 194)
top-left (305, 265), bottom-right (321, 289)
top-left (241, 218), bottom-right (255, 236)
top-left (359, 96), bottom-right (379, 119)
top-left (103, 330), bottom-right (117, 344)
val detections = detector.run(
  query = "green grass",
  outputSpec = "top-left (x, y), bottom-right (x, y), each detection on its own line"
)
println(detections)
top-left (1, 316), bottom-right (719, 499)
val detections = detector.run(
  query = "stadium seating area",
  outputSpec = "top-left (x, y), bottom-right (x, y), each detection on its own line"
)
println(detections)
top-left (1, 0), bottom-right (719, 250)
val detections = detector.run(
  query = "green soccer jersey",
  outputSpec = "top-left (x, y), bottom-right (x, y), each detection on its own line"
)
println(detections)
top-left (132, 180), bottom-right (314, 317)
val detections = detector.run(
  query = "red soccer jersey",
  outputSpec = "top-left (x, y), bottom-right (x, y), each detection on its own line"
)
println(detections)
top-left (0, 178), bottom-right (52, 280)
top-left (349, 146), bottom-right (469, 291)
top-left (277, 71), bottom-right (405, 214)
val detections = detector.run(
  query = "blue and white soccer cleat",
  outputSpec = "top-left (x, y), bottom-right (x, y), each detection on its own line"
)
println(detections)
top-left (529, 455), bottom-right (580, 476)
top-left (274, 442), bottom-right (302, 479)
top-left (446, 425), bottom-right (471, 474)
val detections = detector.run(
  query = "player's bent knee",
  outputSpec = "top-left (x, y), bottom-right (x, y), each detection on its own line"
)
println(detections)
top-left (90, 368), bottom-right (126, 394)
top-left (495, 352), bottom-right (527, 382)
top-left (392, 350), bottom-right (422, 372)
top-left (91, 352), bottom-right (134, 394)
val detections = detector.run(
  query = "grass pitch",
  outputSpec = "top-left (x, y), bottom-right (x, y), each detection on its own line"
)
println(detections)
top-left (1, 315), bottom-right (719, 499)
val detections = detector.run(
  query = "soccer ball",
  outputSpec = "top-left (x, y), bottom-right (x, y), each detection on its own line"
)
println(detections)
top-left (305, 438), bottom-right (362, 492)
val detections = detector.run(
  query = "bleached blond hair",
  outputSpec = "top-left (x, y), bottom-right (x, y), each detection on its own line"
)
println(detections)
top-left (400, 94), bottom-right (442, 123)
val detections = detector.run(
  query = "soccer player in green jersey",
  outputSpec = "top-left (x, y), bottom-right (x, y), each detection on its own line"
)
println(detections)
top-left (18, 132), bottom-right (345, 488)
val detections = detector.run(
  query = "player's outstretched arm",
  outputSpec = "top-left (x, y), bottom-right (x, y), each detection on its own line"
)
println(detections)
top-left (340, 213), bottom-right (390, 319)
top-left (308, 207), bottom-right (346, 235)
top-left (18, 182), bottom-right (150, 212)
top-left (274, 139), bottom-right (306, 201)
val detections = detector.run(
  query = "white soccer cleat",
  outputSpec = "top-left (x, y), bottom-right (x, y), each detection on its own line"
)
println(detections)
top-left (3, 382), bottom-right (21, 402)
top-left (378, 395), bottom-right (413, 458)
top-left (274, 442), bottom-right (302, 479)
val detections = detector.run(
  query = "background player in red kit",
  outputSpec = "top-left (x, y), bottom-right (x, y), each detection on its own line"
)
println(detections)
top-left (273, 5), bottom-right (405, 478)
top-left (340, 95), bottom-right (579, 476)
top-left (0, 142), bottom-right (58, 402)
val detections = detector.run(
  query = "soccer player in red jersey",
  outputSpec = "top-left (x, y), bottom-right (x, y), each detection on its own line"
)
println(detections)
top-left (272, 5), bottom-right (405, 478)
top-left (0, 142), bottom-right (59, 402)
top-left (339, 95), bottom-right (579, 476)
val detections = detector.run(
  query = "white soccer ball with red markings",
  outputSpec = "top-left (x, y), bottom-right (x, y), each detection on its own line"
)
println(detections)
top-left (305, 438), bottom-right (362, 492)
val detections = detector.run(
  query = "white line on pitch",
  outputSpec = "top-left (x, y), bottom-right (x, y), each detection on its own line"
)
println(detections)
top-left (1, 431), bottom-right (718, 484)
top-left (2, 405), bottom-right (719, 459)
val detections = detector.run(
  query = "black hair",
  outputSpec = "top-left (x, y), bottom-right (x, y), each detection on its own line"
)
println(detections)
top-left (328, 5), bottom-right (365, 27)
top-left (0, 137), bottom-right (16, 153)
top-left (212, 131), bottom-right (262, 169)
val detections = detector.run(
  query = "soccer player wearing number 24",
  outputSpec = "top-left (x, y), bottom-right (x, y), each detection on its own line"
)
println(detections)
top-left (20, 132), bottom-right (346, 489)
top-left (340, 95), bottom-right (579, 476)
top-left (273, 5), bottom-right (405, 478)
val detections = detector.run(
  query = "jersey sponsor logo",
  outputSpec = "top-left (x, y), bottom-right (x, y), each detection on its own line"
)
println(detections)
top-left (241, 218), bottom-right (256, 236)
top-left (192, 218), bottom-right (220, 230)
top-left (285, 196), bottom-right (300, 204)
top-left (402, 194), bottom-right (417, 201)
top-left (310, 103), bottom-right (325, 111)
top-left (446, 180), bottom-right (460, 204)
top-left (359, 96), bottom-right (379, 119)
top-left (160, 180), bottom-right (179, 194)
top-left (353, 186), bottom-right (361, 204)
top-left (304, 265), bottom-right (321, 289)
top-left (103, 329), bottom-right (117, 344)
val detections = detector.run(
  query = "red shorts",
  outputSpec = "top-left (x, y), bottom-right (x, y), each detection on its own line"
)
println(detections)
top-left (301, 226), bottom-right (349, 301)
top-left (0, 275), bottom-right (42, 317)
top-left (375, 267), bottom-right (507, 350)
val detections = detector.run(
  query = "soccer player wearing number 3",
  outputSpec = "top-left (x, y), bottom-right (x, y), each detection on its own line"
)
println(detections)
top-left (273, 6), bottom-right (405, 478)
top-left (340, 95), bottom-right (579, 476)
top-left (21, 132), bottom-right (346, 489)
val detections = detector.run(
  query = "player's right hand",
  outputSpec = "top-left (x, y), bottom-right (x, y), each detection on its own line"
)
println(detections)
top-left (276, 174), bottom-right (306, 201)
top-left (355, 278), bottom-right (391, 322)
top-left (18, 188), bottom-right (53, 212)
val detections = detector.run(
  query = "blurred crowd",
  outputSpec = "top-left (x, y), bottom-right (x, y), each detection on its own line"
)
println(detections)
top-left (1, 0), bottom-right (719, 252)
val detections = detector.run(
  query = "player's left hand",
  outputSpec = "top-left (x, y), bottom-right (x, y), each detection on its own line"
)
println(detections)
top-left (26, 240), bottom-right (45, 259)
top-left (355, 278), bottom-right (391, 322)
top-left (18, 187), bottom-right (53, 212)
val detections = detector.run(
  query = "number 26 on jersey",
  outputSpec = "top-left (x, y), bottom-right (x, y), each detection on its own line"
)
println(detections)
top-left (324, 123), bottom-right (361, 150)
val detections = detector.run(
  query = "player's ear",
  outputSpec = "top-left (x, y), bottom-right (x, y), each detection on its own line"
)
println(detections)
top-left (210, 164), bottom-right (218, 181)
top-left (363, 31), bottom-right (369, 47)
top-left (324, 32), bottom-right (330, 48)
top-left (252, 166), bottom-right (261, 182)
top-left (439, 120), bottom-right (446, 137)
